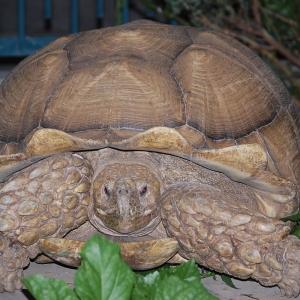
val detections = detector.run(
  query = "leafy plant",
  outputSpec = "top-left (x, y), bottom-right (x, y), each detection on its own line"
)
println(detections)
top-left (281, 211), bottom-right (300, 238)
top-left (115, 0), bottom-right (128, 25)
top-left (220, 274), bottom-right (237, 289)
top-left (22, 235), bottom-right (219, 300)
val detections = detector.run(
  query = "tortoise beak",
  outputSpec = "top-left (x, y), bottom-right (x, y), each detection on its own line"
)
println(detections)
top-left (38, 237), bottom-right (179, 270)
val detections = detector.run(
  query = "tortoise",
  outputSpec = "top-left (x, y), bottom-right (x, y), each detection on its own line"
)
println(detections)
top-left (0, 19), bottom-right (300, 297)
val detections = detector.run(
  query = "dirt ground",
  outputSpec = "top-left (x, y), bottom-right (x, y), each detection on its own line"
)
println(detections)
top-left (0, 262), bottom-right (299, 300)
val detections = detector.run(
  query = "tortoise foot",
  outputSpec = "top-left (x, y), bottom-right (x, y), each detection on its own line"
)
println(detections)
top-left (253, 235), bottom-right (300, 298)
top-left (161, 182), bottom-right (300, 298)
top-left (0, 233), bottom-right (30, 292)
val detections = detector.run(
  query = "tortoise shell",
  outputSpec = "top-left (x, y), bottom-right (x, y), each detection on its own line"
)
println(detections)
top-left (0, 20), bottom-right (299, 200)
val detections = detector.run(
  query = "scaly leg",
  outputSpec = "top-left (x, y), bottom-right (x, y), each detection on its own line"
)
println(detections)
top-left (161, 182), bottom-right (300, 298)
top-left (0, 152), bottom-right (93, 291)
top-left (0, 233), bottom-right (29, 292)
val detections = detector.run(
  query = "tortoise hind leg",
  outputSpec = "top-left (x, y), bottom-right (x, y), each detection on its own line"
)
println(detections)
top-left (161, 182), bottom-right (300, 298)
top-left (0, 233), bottom-right (29, 292)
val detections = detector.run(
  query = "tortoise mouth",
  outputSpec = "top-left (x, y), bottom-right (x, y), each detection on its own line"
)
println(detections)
top-left (95, 207), bottom-right (160, 234)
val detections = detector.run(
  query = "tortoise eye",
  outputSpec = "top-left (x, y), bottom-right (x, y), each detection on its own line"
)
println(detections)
top-left (104, 186), bottom-right (110, 196)
top-left (140, 186), bottom-right (147, 195)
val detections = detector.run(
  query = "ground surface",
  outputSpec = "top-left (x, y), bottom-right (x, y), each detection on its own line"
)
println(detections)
top-left (0, 261), bottom-right (299, 300)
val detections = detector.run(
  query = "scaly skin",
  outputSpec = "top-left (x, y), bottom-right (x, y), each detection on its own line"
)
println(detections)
top-left (0, 152), bottom-right (92, 256)
top-left (161, 182), bottom-right (300, 298)
top-left (0, 153), bottom-right (93, 292)
top-left (0, 233), bottom-right (29, 292)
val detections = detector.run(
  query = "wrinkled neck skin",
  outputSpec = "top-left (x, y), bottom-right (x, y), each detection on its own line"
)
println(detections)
top-left (85, 148), bottom-right (164, 237)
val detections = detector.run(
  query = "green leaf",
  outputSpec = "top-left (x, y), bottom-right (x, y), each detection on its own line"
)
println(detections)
top-left (166, 259), bottom-right (200, 281)
top-left (199, 270), bottom-right (215, 279)
top-left (281, 211), bottom-right (300, 222)
top-left (220, 274), bottom-right (238, 289)
top-left (74, 234), bottom-right (135, 300)
top-left (135, 264), bottom-right (171, 276)
top-left (132, 273), bottom-right (157, 299)
top-left (132, 259), bottom-right (219, 300)
top-left (22, 274), bottom-right (78, 300)
top-left (291, 223), bottom-right (300, 238)
top-left (22, 237), bottom-right (218, 300)
top-left (115, 0), bottom-right (127, 25)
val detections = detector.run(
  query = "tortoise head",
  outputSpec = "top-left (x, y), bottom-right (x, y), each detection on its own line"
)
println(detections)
top-left (89, 162), bottom-right (161, 235)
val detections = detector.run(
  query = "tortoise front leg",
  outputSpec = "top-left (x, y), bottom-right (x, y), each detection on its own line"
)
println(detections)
top-left (161, 182), bottom-right (300, 298)
top-left (0, 152), bottom-right (93, 291)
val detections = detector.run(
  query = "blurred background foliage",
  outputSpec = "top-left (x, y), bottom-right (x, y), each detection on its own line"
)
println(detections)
top-left (134, 0), bottom-right (300, 102)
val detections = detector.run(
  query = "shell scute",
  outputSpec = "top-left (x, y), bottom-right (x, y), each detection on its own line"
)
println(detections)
top-left (172, 43), bottom-right (280, 139)
top-left (258, 108), bottom-right (300, 187)
top-left (64, 20), bottom-right (192, 66)
top-left (41, 57), bottom-right (185, 133)
top-left (0, 49), bottom-right (69, 143)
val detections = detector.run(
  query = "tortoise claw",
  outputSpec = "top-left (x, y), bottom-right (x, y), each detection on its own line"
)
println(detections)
top-left (118, 237), bottom-right (179, 270)
top-left (39, 237), bottom-right (179, 269)
top-left (35, 254), bottom-right (55, 264)
top-left (39, 238), bottom-right (83, 267)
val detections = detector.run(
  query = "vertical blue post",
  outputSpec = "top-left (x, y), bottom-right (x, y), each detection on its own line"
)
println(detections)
top-left (122, 0), bottom-right (129, 24)
top-left (71, 0), bottom-right (78, 33)
top-left (44, 0), bottom-right (52, 19)
top-left (96, 0), bottom-right (104, 19)
top-left (18, 0), bottom-right (25, 54)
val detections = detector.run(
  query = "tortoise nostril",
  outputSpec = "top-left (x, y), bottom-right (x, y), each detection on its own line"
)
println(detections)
top-left (116, 181), bottom-right (133, 196)
top-left (118, 188), bottom-right (130, 195)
